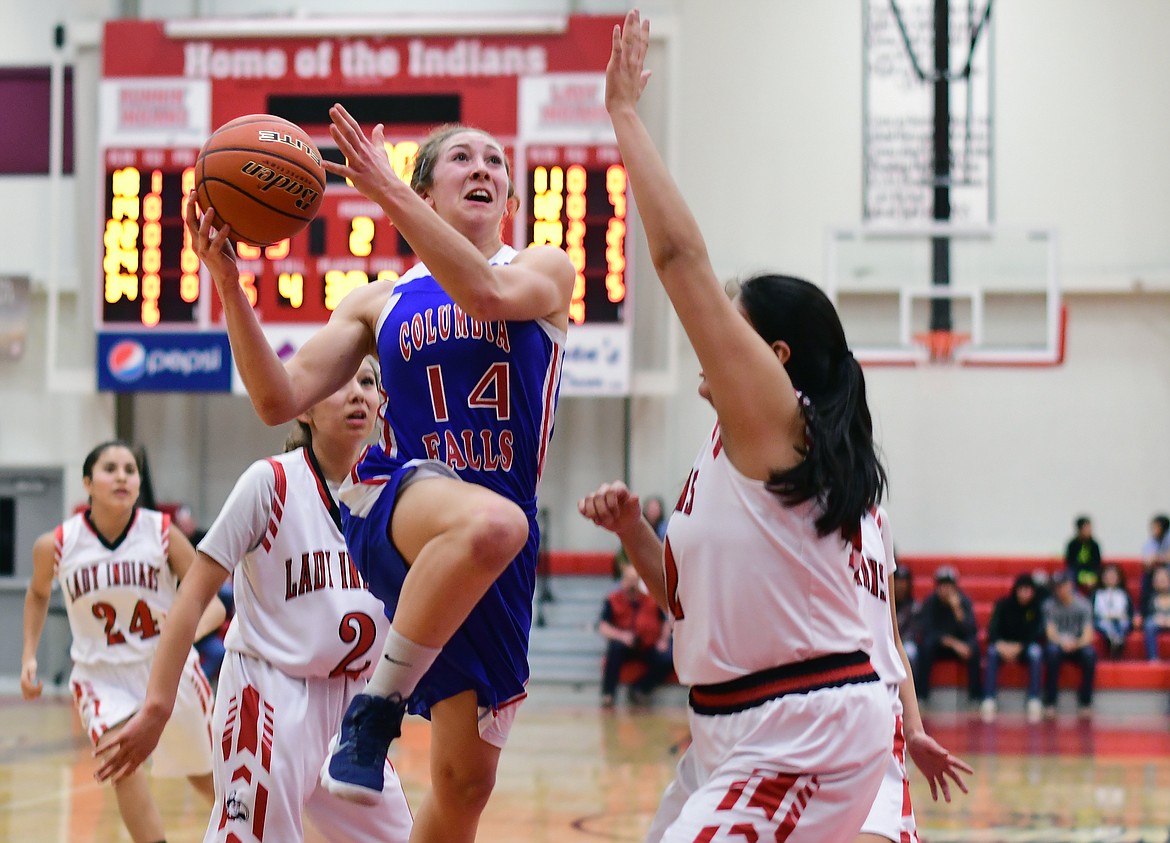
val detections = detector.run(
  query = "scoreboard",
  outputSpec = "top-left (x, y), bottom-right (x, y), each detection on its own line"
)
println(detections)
top-left (98, 17), bottom-right (632, 394)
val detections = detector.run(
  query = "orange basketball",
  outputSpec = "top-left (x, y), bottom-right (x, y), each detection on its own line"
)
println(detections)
top-left (195, 114), bottom-right (326, 247)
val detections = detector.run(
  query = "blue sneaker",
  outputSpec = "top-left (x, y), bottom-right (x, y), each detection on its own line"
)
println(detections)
top-left (320, 693), bottom-right (407, 805)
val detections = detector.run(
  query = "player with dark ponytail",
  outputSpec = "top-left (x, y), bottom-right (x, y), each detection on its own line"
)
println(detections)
top-left (579, 12), bottom-right (892, 843)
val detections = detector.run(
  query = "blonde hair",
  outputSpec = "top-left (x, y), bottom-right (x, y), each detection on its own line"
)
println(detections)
top-left (283, 356), bottom-right (381, 453)
top-left (410, 124), bottom-right (515, 200)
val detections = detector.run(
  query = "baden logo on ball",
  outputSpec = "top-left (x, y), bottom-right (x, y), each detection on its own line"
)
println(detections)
top-left (195, 114), bottom-right (326, 247)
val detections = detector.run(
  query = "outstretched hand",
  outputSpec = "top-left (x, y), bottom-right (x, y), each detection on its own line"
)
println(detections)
top-left (605, 9), bottom-right (652, 115)
top-left (906, 730), bottom-right (973, 802)
top-left (93, 708), bottom-right (169, 785)
top-left (184, 192), bottom-right (240, 296)
top-left (578, 481), bottom-right (644, 538)
top-left (326, 103), bottom-right (400, 205)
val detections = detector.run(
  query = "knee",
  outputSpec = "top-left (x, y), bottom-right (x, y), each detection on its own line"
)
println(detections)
top-left (431, 757), bottom-right (497, 813)
top-left (464, 499), bottom-right (528, 565)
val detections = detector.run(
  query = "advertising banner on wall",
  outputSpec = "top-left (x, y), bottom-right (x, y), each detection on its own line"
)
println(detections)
top-left (97, 331), bottom-right (232, 392)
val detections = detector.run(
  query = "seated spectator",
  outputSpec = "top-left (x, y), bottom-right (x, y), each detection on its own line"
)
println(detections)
top-left (981, 574), bottom-right (1044, 723)
top-left (911, 565), bottom-right (982, 706)
top-left (892, 566), bottom-right (920, 664)
top-left (1042, 570), bottom-right (1096, 719)
top-left (642, 495), bottom-right (669, 541)
top-left (1092, 562), bottom-right (1135, 659)
top-left (1140, 514), bottom-right (1170, 609)
top-left (611, 498), bottom-right (670, 578)
top-left (598, 564), bottom-right (673, 707)
top-left (1031, 567), bottom-right (1052, 606)
top-left (1142, 565), bottom-right (1170, 662)
top-left (1065, 515), bottom-right (1102, 594)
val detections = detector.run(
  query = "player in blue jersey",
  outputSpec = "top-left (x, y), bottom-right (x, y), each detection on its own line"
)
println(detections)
top-left (186, 104), bottom-right (574, 842)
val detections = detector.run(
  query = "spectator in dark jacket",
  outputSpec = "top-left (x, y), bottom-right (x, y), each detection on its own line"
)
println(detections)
top-left (892, 566), bottom-right (920, 664)
top-left (981, 574), bottom-right (1044, 722)
top-left (912, 566), bottom-right (982, 705)
top-left (1065, 515), bottom-right (1102, 594)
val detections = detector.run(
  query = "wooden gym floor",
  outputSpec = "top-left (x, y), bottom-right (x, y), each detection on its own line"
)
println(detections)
top-left (3, 685), bottom-right (1169, 842)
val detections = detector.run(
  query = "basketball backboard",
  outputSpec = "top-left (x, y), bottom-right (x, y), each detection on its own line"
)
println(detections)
top-left (825, 223), bottom-right (1064, 366)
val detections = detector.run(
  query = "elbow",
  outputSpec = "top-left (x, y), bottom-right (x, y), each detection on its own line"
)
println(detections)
top-left (251, 395), bottom-right (295, 427)
top-left (649, 241), bottom-right (708, 279)
top-left (457, 285), bottom-right (509, 322)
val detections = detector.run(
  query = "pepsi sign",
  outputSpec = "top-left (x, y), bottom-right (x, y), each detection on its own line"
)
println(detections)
top-left (97, 332), bottom-right (232, 392)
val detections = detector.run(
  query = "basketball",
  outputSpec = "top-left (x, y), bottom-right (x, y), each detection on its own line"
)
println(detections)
top-left (194, 114), bottom-right (326, 247)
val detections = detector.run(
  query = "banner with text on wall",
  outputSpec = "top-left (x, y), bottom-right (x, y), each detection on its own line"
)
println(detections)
top-left (98, 17), bottom-right (631, 396)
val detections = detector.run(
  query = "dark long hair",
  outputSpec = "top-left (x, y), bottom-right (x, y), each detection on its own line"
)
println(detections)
top-left (82, 439), bottom-right (143, 507)
top-left (737, 274), bottom-right (886, 539)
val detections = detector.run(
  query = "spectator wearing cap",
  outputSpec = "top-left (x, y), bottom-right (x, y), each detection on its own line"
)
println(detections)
top-left (1042, 569), bottom-right (1096, 719)
top-left (892, 565), bottom-right (921, 664)
top-left (911, 565), bottom-right (982, 706)
top-left (981, 574), bottom-right (1045, 722)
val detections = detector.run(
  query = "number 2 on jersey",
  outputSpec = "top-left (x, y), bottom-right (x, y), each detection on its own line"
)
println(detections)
top-left (329, 612), bottom-right (379, 678)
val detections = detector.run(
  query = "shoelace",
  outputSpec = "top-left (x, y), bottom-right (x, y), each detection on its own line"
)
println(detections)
top-left (342, 698), bottom-right (404, 766)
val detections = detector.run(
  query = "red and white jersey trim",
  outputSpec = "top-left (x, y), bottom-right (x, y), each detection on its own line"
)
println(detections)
top-left (665, 424), bottom-right (874, 686)
top-left (857, 506), bottom-right (908, 687)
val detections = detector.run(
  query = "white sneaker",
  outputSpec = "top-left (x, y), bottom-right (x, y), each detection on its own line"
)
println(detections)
top-left (980, 698), bottom-right (997, 722)
top-left (1026, 698), bottom-right (1042, 723)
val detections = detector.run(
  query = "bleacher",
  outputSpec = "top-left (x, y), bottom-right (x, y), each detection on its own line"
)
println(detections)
top-left (898, 556), bottom-right (1170, 708)
top-left (531, 553), bottom-right (1170, 713)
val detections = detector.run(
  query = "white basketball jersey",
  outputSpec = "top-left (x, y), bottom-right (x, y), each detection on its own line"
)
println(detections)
top-left (665, 425), bottom-right (874, 686)
top-left (198, 448), bottom-right (389, 679)
top-left (55, 509), bottom-right (179, 667)
top-left (856, 506), bottom-right (907, 688)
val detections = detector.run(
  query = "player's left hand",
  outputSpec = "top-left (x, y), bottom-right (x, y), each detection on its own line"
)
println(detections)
top-left (93, 708), bottom-right (168, 784)
top-left (604, 9), bottom-right (652, 115)
top-left (578, 481), bottom-right (644, 539)
top-left (905, 730), bottom-right (972, 802)
top-left (326, 104), bottom-right (400, 203)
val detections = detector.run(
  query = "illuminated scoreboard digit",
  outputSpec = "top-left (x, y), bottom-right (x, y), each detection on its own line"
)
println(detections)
top-left (205, 134), bottom-right (441, 324)
top-left (525, 144), bottom-right (627, 325)
top-left (101, 148), bottom-right (201, 326)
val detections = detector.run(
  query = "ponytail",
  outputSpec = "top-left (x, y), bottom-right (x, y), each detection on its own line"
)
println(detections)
top-left (737, 274), bottom-right (886, 540)
top-left (283, 420), bottom-right (312, 453)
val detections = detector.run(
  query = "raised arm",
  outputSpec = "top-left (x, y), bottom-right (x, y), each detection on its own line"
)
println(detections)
top-left (604, 12), bottom-right (800, 479)
top-left (578, 481), bottom-right (667, 609)
top-left (187, 198), bottom-right (375, 424)
top-left (326, 105), bottom-right (574, 326)
top-left (20, 533), bottom-right (56, 700)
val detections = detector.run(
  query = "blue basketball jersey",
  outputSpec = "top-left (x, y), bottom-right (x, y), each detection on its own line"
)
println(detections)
top-left (356, 245), bottom-right (565, 510)
top-left (342, 246), bottom-right (566, 714)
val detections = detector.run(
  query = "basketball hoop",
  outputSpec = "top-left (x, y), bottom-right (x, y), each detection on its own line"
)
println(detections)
top-left (913, 330), bottom-right (971, 363)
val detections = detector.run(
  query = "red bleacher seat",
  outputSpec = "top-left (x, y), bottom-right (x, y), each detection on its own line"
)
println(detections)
top-left (550, 552), bottom-right (1169, 694)
top-left (896, 554), bottom-right (1169, 693)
